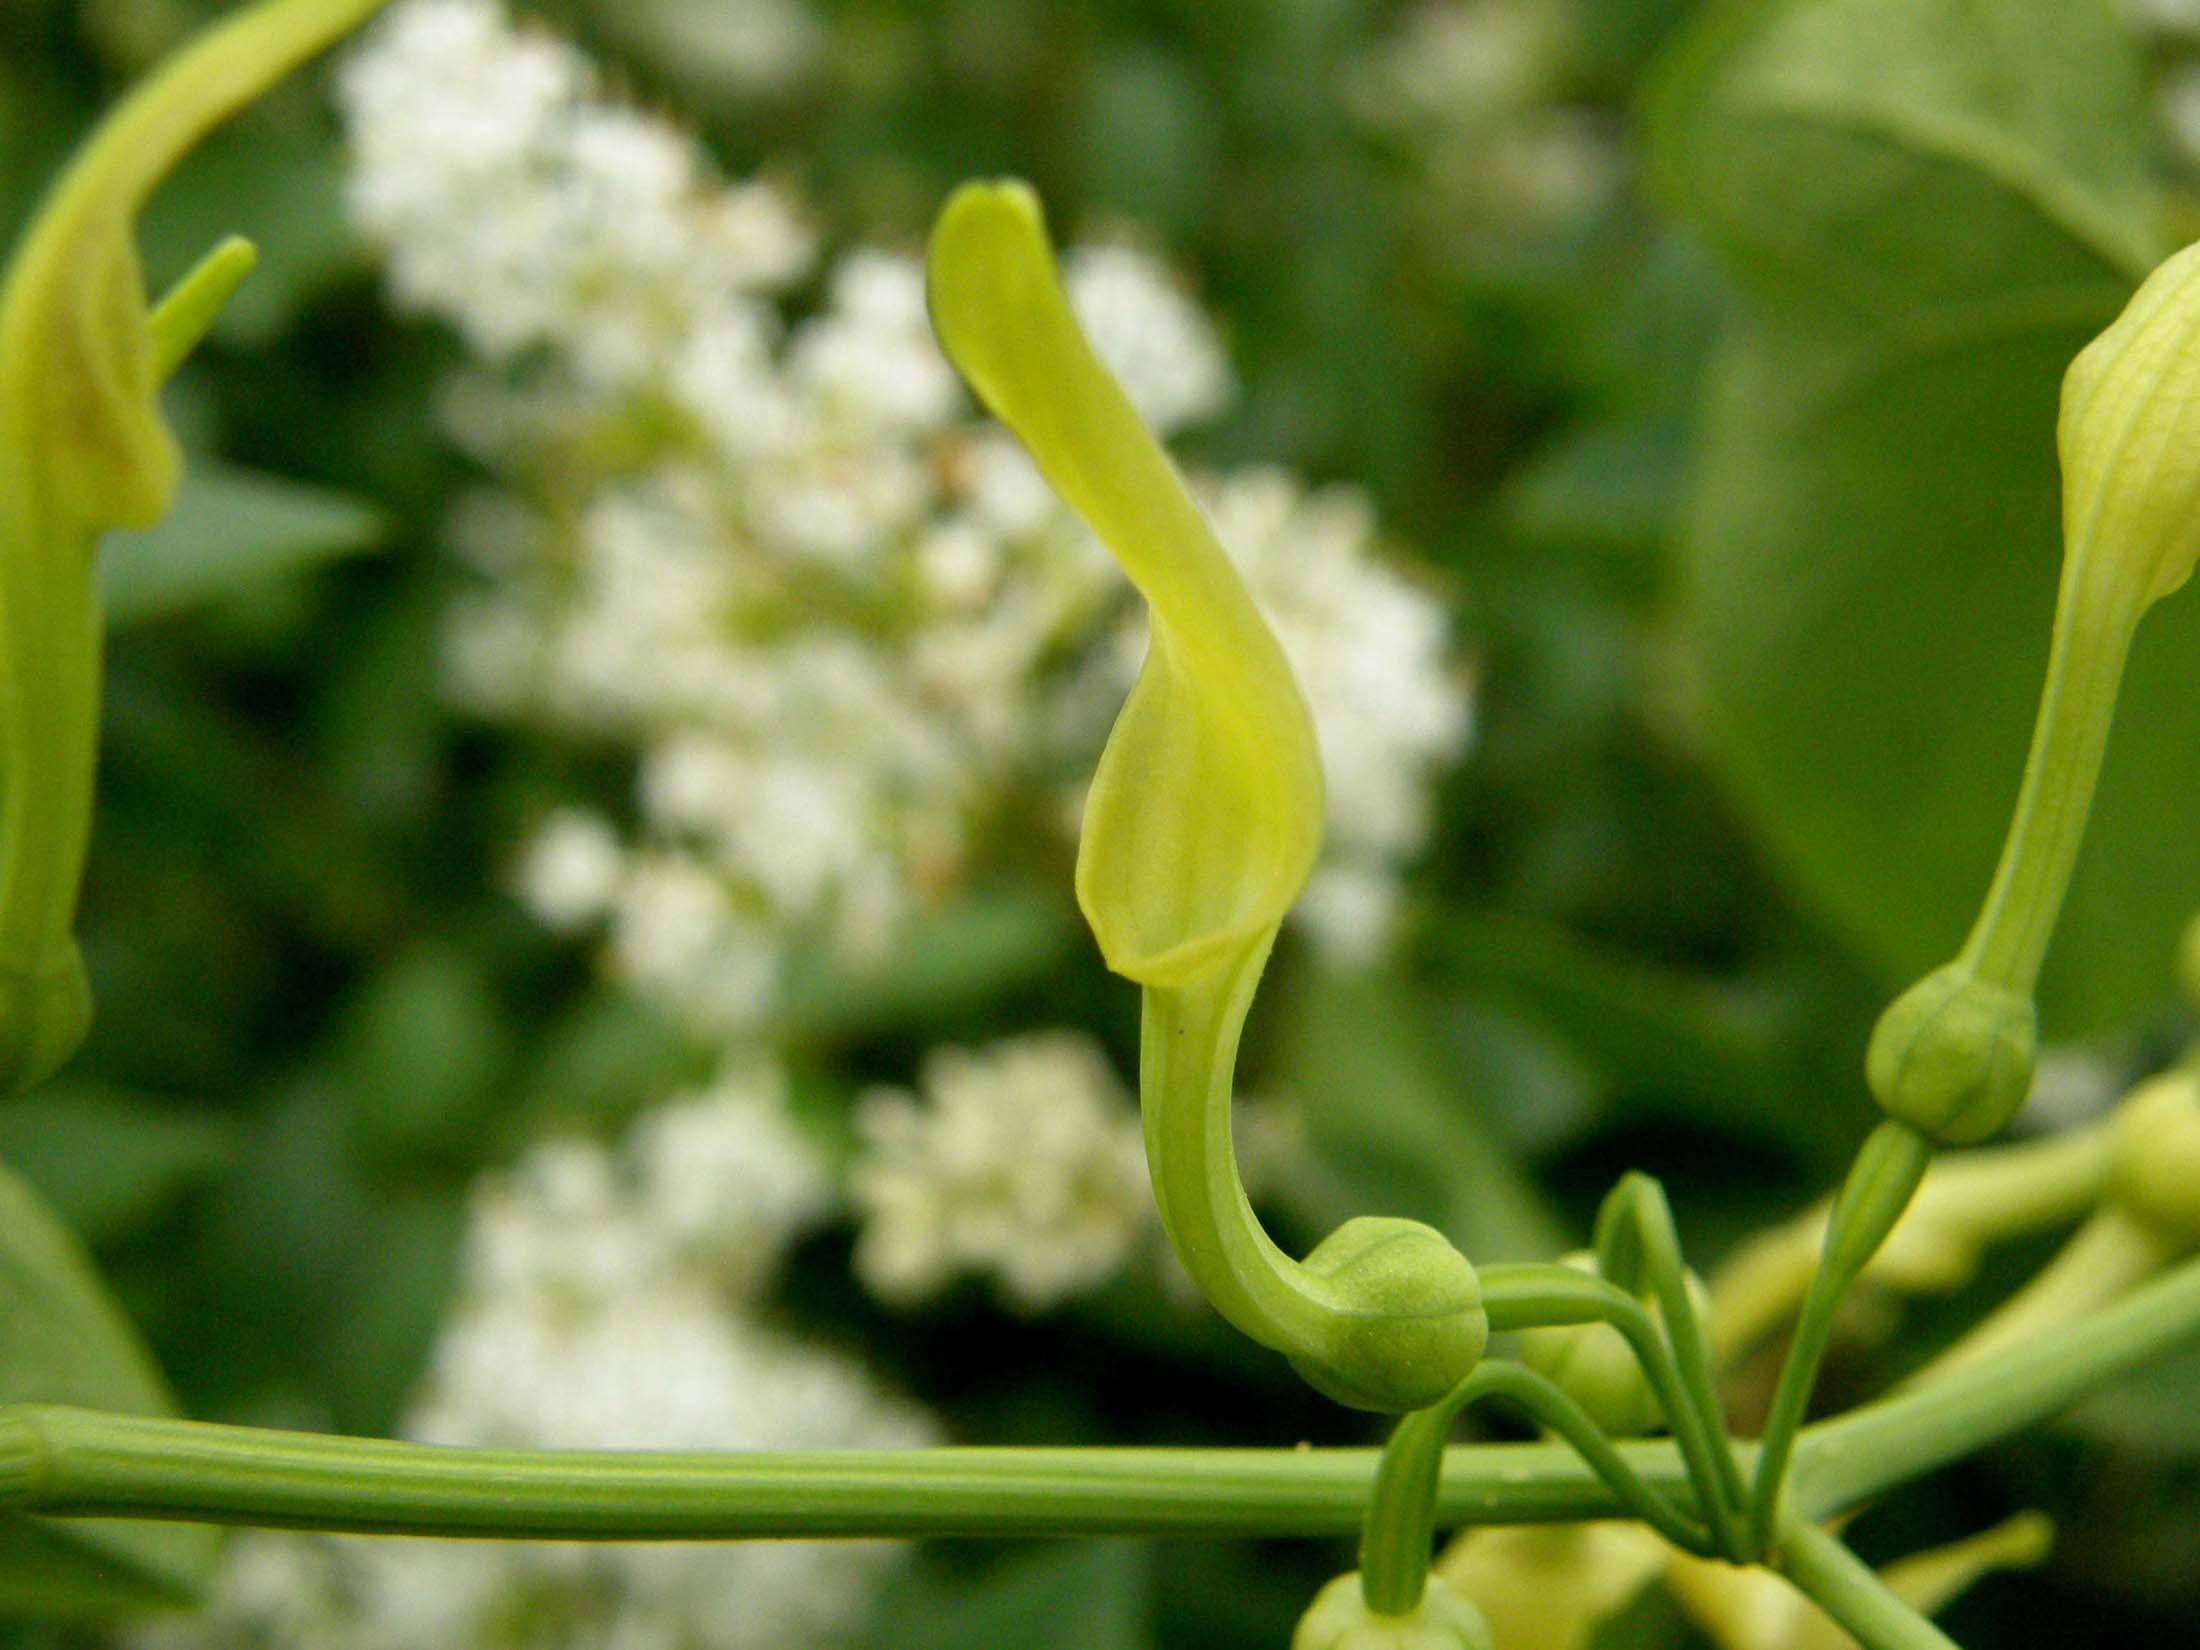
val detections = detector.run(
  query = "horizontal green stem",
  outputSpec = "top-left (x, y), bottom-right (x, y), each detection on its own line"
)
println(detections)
top-left (5, 1250), bottom-right (2198, 1545)
top-left (0, 1407), bottom-right (1687, 1539)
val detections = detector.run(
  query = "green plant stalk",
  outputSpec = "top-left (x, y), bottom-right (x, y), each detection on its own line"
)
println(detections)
top-left (1776, 1516), bottom-right (1960, 1650)
top-left (1358, 1362), bottom-right (1710, 1620)
top-left (1958, 575), bottom-right (2145, 992)
top-left (1904, 1208), bottom-right (2172, 1388)
top-left (0, 1405), bottom-right (1695, 1539)
top-left (1593, 1173), bottom-right (1749, 1553)
top-left (0, 0), bottom-right (392, 1091)
top-left (1481, 1263), bottom-right (1737, 1554)
top-left (1707, 1123), bottom-right (2110, 1366)
top-left (1140, 935), bottom-right (1311, 1349)
top-left (1749, 1120), bottom-right (1934, 1554)
top-left (1794, 1240), bottom-right (2200, 1518)
top-left (8, 1245), bottom-right (2200, 1543)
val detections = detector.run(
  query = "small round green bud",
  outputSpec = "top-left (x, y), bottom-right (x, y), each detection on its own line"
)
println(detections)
top-left (1293, 1575), bottom-right (1494, 1650)
top-left (2178, 913), bottom-right (2200, 1014)
top-left (1513, 1253), bottom-right (1707, 1438)
top-left (1865, 965), bottom-right (2037, 1145)
top-left (1287, 1217), bottom-right (1489, 1414)
top-left (2108, 1071), bottom-right (2200, 1253)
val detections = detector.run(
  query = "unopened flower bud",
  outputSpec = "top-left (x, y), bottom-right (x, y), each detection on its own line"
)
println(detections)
top-left (1866, 965), bottom-right (2037, 1146)
top-left (2059, 238), bottom-right (2200, 612)
top-left (2108, 1069), bottom-right (2200, 1253)
top-left (1287, 1217), bottom-right (1488, 1414)
top-left (1293, 1574), bottom-right (1494, 1650)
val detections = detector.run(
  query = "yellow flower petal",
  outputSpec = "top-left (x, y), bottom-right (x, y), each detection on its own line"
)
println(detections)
top-left (926, 180), bottom-right (1323, 986)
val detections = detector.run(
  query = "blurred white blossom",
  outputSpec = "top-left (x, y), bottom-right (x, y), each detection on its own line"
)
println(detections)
top-left (850, 1032), bottom-right (1152, 1311)
top-left (340, 0), bottom-right (1473, 1046)
top-left (1350, 0), bottom-right (1618, 239)
top-left (134, 1074), bottom-right (929, 1650)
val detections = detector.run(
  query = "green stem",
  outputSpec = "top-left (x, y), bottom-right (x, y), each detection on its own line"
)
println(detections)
top-left (0, 1405), bottom-right (1689, 1539)
top-left (1904, 1208), bottom-right (2171, 1388)
top-left (1707, 1123), bottom-right (2110, 1366)
top-left (1958, 574), bottom-right (2142, 994)
top-left (1594, 1174), bottom-right (1750, 1555)
top-left (1794, 1245), bottom-right (2200, 1520)
top-left (1359, 1362), bottom-right (1711, 1618)
top-left (1776, 1516), bottom-right (1959, 1650)
top-left (1749, 1120), bottom-right (1933, 1555)
top-left (1141, 938), bottom-right (1482, 1414)
top-left (1140, 936), bottom-right (1308, 1351)
top-left (9, 1249), bottom-right (2200, 1544)
top-left (1481, 1263), bottom-right (1738, 1556)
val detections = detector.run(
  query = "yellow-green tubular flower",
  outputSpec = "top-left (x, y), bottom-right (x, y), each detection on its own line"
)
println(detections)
top-left (1870, 238), bottom-right (2200, 1146)
top-left (0, 0), bottom-right (392, 1094)
top-left (1293, 1574), bottom-right (1493, 1650)
top-left (927, 181), bottom-right (1484, 1412)
top-left (2107, 1067), bottom-right (2200, 1253)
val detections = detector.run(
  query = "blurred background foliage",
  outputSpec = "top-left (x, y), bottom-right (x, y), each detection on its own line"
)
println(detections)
top-left (6, 0), bottom-right (2200, 1646)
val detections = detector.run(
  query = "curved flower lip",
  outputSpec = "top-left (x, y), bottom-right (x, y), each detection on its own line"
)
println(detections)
top-left (2058, 234), bottom-right (2200, 612)
top-left (0, 0), bottom-right (392, 536)
top-left (926, 179), bottom-right (1323, 987)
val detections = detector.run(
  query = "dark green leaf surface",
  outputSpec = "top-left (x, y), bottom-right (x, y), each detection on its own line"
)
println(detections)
top-left (1648, 0), bottom-right (2191, 1033)
top-left (1278, 969), bottom-right (1567, 1265)
top-left (0, 1088), bottom-right (233, 1246)
top-left (100, 463), bottom-right (385, 628)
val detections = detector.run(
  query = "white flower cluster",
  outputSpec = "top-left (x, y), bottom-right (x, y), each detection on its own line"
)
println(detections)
top-left (340, 0), bottom-right (1470, 1038)
top-left (135, 1068), bottom-right (933, 1650)
top-left (850, 1032), bottom-right (1153, 1311)
top-left (2132, 0), bottom-right (2200, 172)
top-left (1348, 0), bottom-right (1617, 240)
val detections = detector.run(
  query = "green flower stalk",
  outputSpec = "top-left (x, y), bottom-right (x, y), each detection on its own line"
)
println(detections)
top-left (1516, 1253), bottom-right (1709, 1440)
top-left (0, 0), bottom-right (393, 1093)
top-left (1870, 238), bottom-right (2200, 1147)
top-left (926, 181), bottom-right (1484, 1412)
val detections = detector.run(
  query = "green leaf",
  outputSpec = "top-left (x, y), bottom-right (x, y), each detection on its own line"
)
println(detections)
top-left (98, 462), bottom-right (384, 627)
top-left (1274, 968), bottom-right (1568, 1265)
top-left (0, 1160), bottom-right (219, 1615)
top-left (1431, 913), bottom-right (1785, 1112)
top-left (1646, 0), bottom-right (2190, 1034)
top-left (0, 1087), bottom-right (234, 1246)
top-left (771, 888), bottom-right (1078, 1040)
top-left (331, 943), bottom-right (514, 1166)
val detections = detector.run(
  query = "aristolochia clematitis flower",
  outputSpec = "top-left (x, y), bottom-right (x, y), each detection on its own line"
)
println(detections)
top-left (927, 181), bottom-right (1484, 1413)
top-left (0, 0), bottom-right (391, 1092)
top-left (928, 181), bottom-right (1324, 989)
